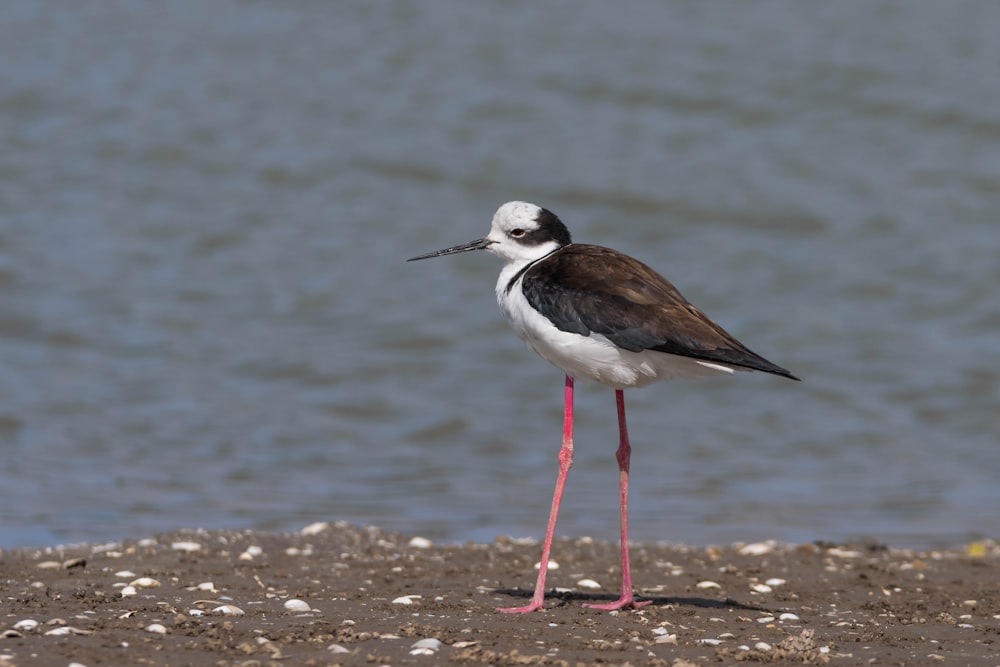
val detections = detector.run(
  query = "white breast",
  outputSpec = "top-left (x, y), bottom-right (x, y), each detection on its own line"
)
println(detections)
top-left (495, 267), bottom-right (737, 389)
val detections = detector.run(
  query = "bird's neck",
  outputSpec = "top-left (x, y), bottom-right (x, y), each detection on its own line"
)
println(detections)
top-left (494, 244), bottom-right (567, 301)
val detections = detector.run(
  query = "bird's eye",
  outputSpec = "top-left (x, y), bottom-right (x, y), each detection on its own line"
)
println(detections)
top-left (510, 228), bottom-right (526, 238)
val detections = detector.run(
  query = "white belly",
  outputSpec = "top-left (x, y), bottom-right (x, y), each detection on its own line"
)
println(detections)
top-left (496, 273), bottom-right (737, 389)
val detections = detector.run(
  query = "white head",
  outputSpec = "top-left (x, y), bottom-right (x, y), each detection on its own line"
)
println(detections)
top-left (407, 201), bottom-right (572, 266)
top-left (483, 201), bottom-right (572, 264)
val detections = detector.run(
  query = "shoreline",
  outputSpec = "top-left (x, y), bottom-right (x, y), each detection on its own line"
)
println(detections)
top-left (2, 523), bottom-right (997, 666)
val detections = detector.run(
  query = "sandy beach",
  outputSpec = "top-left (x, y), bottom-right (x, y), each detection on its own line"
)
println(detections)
top-left (1, 523), bottom-right (998, 666)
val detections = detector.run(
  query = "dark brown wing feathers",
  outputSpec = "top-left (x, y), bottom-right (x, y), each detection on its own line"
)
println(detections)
top-left (520, 245), bottom-right (798, 380)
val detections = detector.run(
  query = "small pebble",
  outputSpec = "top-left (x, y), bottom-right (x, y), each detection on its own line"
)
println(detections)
top-left (756, 616), bottom-right (776, 623)
top-left (408, 536), bottom-right (433, 549)
top-left (654, 634), bottom-right (678, 644)
top-left (171, 541), bottom-right (202, 553)
top-left (114, 570), bottom-right (137, 578)
top-left (779, 612), bottom-right (800, 621)
top-left (195, 581), bottom-right (217, 593)
top-left (755, 641), bottom-right (773, 651)
top-left (120, 586), bottom-right (138, 598)
top-left (145, 623), bottom-right (168, 634)
top-left (750, 583), bottom-right (772, 593)
top-left (36, 561), bottom-right (61, 569)
top-left (240, 545), bottom-right (264, 560)
top-left (328, 643), bottom-right (350, 654)
top-left (284, 599), bottom-right (311, 612)
top-left (212, 604), bottom-right (245, 616)
top-left (535, 559), bottom-right (559, 570)
top-left (700, 638), bottom-right (723, 646)
top-left (576, 578), bottom-right (601, 589)
top-left (13, 619), bottom-right (38, 632)
top-left (696, 580), bottom-right (721, 589)
top-left (765, 578), bottom-right (787, 586)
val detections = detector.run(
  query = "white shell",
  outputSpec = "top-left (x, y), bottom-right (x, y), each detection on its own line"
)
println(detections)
top-left (130, 577), bottom-right (161, 588)
top-left (301, 521), bottom-right (329, 536)
top-left (392, 595), bottom-right (420, 605)
top-left (739, 542), bottom-right (774, 556)
top-left (283, 599), bottom-right (311, 612)
top-left (212, 604), bottom-right (245, 616)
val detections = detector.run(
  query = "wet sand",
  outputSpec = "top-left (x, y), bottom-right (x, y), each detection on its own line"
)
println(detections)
top-left (1, 523), bottom-right (998, 666)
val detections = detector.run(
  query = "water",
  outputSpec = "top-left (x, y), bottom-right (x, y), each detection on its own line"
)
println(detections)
top-left (1, 1), bottom-right (998, 550)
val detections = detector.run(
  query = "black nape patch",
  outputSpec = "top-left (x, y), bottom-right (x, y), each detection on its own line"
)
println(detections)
top-left (521, 208), bottom-right (572, 247)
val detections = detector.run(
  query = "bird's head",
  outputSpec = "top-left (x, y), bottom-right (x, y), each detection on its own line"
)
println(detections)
top-left (407, 201), bottom-right (571, 265)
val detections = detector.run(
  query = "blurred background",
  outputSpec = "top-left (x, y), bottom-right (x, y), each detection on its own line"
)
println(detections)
top-left (1, 1), bottom-right (997, 549)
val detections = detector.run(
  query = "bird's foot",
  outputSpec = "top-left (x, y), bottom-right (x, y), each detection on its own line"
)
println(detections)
top-left (496, 600), bottom-right (545, 614)
top-left (582, 595), bottom-right (651, 611)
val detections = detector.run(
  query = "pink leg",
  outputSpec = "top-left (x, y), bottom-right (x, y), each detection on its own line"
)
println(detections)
top-left (583, 389), bottom-right (650, 611)
top-left (497, 375), bottom-right (575, 613)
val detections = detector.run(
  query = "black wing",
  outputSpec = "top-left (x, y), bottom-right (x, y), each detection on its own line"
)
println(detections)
top-left (520, 245), bottom-right (799, 380)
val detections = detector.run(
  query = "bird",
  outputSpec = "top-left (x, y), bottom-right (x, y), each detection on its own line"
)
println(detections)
top-left (407, 201), bottom-right (799, 614)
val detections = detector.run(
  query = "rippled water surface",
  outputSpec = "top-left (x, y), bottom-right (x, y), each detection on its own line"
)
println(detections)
top-left (1, 1), bottom-right (998, 549)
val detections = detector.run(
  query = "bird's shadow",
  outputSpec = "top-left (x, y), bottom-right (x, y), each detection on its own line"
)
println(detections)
top-left (493, 588), bottom-right (769, 612)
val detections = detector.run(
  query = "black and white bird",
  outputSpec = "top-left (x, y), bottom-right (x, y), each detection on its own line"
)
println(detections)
top-left (408, 201), bottom-right (798, 613)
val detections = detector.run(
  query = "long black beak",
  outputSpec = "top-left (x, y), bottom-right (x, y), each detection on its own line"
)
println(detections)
top-left (407, 238), bottom-right (493, 261)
